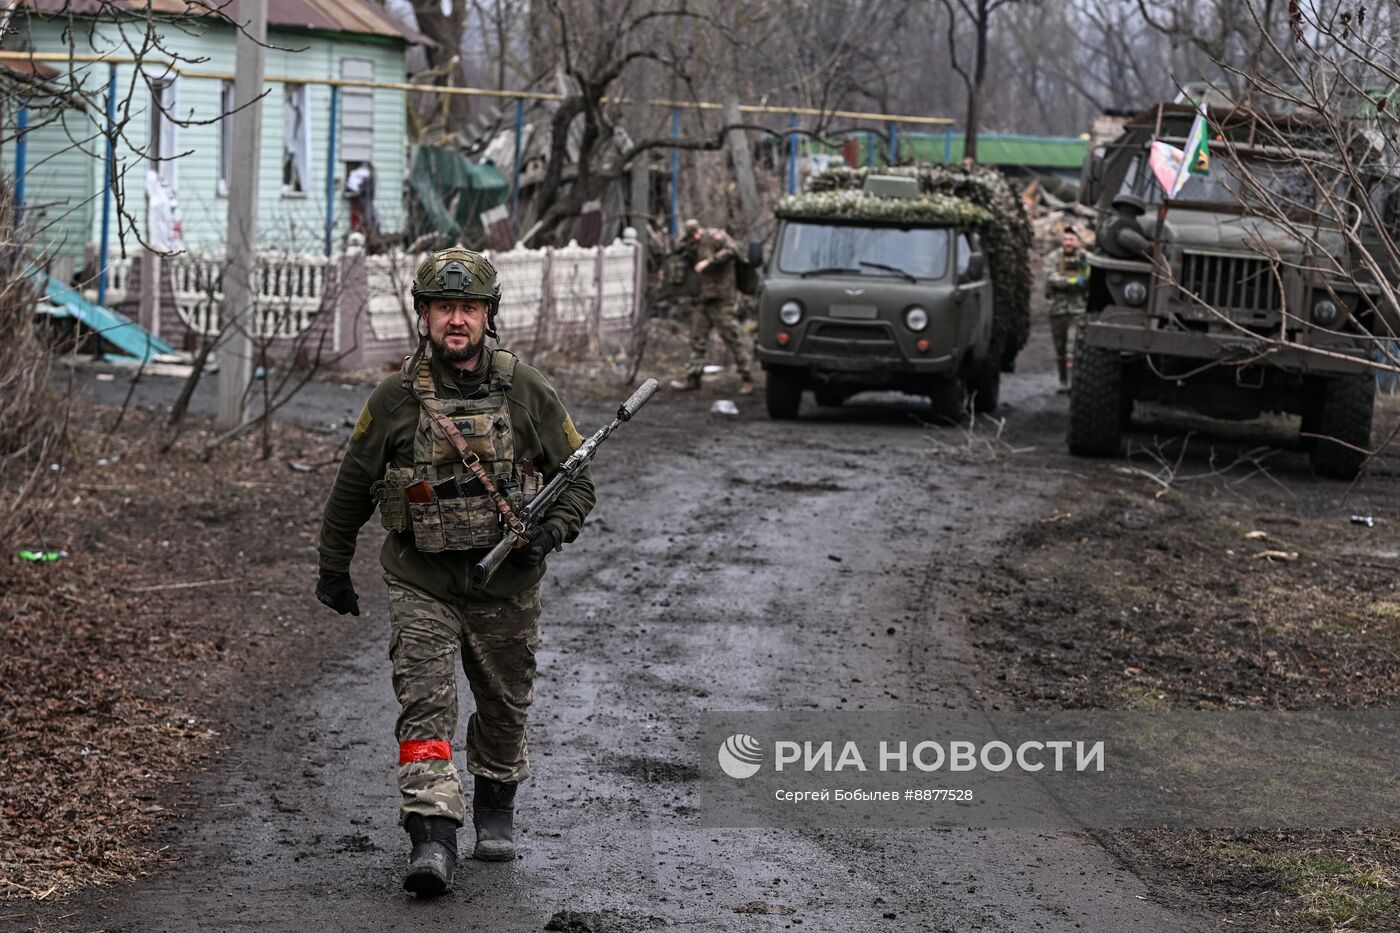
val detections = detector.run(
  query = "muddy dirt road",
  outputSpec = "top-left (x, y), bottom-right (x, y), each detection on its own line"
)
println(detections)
top-left (14, 360), bottom-right (1210, 933)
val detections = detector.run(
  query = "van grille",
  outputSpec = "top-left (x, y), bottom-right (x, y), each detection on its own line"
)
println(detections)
top-left (805, 322), bottom-right (897, 356)
top-left (1178, 252), bottom-right (1283, 316)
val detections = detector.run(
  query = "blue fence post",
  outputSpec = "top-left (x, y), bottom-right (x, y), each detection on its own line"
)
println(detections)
top-left (323, 85), bottom-right (339, 256)
top-left (943, 126), bottom-right (954, 163)
top-left (786, 113), bottom-right (798, 194)
top-left (511, 98), bottom-right (524, 222)
top-left (888, 121), bottom-right (898, 165)
top-left (14, 100), bottom-right (28, 228)
top-left (97, 65), bottom-right (117, 307)
top-left (669, 107), bottom-right (680, 238)
top-left (865, 129), bottom-right (875, 167)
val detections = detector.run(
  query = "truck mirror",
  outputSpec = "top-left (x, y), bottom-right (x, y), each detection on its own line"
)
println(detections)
top-left (747, 239), bottom-right (765, 266)
top-left (1080, 153), bottom-right (1104, 206)
top-left (963, 253), bottom-right (985, 282)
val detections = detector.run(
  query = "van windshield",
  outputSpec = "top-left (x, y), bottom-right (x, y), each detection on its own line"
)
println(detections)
top-left (777, 222), bottom-right (950, 280)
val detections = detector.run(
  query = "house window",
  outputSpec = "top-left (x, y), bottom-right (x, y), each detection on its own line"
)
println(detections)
top-left (217, 79), bottom-right (235, 197)
top-left (148, 78), bottom-right (177, 186)
top-left (282, 83), bottom-right (310, 195)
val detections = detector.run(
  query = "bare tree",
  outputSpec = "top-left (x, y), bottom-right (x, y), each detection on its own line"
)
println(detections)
top-left (940, 0), bottom-right (1033, 162)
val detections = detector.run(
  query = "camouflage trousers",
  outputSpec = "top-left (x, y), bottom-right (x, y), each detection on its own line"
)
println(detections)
top-left (1049, 310), bottom-right (1083, 369)
top-left (686, 297), bottom-right (752, 378)
top-left (386, 574), bottom-right (541, 826)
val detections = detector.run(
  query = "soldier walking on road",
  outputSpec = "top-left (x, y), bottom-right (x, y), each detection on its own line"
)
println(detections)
top-left (314, 248), bottom-right (595, 896)
top-left (670, 218), bottom-right (754, 394)
top-left (1045, 225), bottom-right (1089, 393)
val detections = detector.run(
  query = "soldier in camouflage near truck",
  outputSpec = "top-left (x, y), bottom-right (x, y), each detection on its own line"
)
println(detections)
top-left (315, 248), bottom-right (595, 896)
top-left (670, 218), bottom-right (755, 394)
top-left (1044, 225), bottom-right (1090, 392)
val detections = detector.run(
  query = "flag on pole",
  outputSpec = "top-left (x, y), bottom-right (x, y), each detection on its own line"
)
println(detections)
top-left (1149, 140), bottom-right (1189, 199)
top-left (1182, 104), bottom-right (1210, 176)
top-left (1147, 104), bottom-right (1211, 201)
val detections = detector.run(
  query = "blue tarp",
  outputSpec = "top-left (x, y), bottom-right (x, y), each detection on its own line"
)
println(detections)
top-left (38, 274), bottom-right (174, 362)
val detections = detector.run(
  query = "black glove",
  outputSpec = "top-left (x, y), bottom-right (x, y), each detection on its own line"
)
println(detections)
top-left (316, 569), bottom-right (360, 616)
top-left (510, 524), bottom-right (562, 568)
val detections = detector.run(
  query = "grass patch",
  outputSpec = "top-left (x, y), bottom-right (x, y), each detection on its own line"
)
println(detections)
top-left (1216, 842), bottom-right (1399, 930)
top-left (1368, 600), bottom-right (1400, 622)
top-left (1117, 682), bottom-right (1173, 710)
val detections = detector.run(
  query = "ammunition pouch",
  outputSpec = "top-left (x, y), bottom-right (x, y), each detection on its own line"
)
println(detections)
top-left (374, 466), bottom-right (542, 551)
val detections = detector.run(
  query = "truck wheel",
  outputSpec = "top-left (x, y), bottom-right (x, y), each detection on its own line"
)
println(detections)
top-left (928, 377), bottom-right (966, 423)
top-left (1308, 373), bottom-right (1375, 480)
top-left (813, 387), bottom-right (846, 408)
top-left (1067, 339), bottom-right (1125, 458)
top-left (966, 364), bottom-right (1001, 414)
top-left (765, 367), bottom-right (804, 420)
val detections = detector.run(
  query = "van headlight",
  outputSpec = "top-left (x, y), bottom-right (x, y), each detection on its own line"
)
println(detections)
top-left (905, 306), bottom-right (929, 331)
top-left (779, 300), bottom-right (803, 325)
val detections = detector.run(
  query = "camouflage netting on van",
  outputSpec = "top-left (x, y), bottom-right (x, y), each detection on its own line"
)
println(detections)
top-left (775, 188), bottom-right (994, 227)
top-left (800, 164), bottom-right (1033, 368)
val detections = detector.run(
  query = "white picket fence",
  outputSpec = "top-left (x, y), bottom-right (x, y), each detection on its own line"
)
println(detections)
top-left (93, 258), bottom-right (132, 308)
top-left (87, 251), bottom-right (335, 340)
top-left (167, 253), bottom-right (335, 339)
top-left (83, 232), bottom-right (642, 364)
top-left (365, 233), bottom-right (643, 343)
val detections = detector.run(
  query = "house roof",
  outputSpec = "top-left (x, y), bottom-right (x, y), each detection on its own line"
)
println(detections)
top-left (18, 0), bottom-right (430, 44)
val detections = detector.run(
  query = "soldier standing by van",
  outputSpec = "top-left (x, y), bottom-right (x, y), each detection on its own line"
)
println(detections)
top-left (1045, 226), bottom-right (1089, 393)
top-left (315, 248), bottom-right (595, 896)
top-left (670, 218), bottom-right (754, 394)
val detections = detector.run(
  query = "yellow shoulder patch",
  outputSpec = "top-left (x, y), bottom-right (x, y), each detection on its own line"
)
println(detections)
top-left (562, 415), bottom-right (584, 450)
top-left (351, 404), bottom-right (373, 443)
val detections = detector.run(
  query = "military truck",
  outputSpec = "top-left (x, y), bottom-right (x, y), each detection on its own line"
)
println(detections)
top-left (755, 167), bottom-right (1031, 419)
top-left (1073, 103), bottom-right (1394, 478)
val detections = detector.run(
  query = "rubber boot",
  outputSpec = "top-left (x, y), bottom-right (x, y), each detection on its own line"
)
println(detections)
top-left (1056, 361), bottom-right (1070, 394)
top-left (472, 775), bottom-right (518, 861)
top-left (403, 814), bottom-right (458, 895)
top-left (669, 373), bottom-right (702, 391)
top-left (738, 373), bottom-right (755, 395)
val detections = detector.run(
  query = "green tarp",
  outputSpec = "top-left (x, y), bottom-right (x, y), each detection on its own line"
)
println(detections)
top-left (407, 146), bottom-right (509, 243)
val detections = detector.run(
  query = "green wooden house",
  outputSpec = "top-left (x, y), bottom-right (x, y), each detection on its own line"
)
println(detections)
top-left (2, 0), bottom-right (423, 277)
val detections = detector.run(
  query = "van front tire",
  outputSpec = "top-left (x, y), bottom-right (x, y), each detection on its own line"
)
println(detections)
top-left (765, 367), bottom-right (804, 419)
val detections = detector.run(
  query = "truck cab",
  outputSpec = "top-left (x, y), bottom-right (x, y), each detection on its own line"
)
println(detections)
top-left (1072, 103), bottom-right (1392, 479)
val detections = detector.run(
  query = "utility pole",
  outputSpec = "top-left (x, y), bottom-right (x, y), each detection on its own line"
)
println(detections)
top-left (723, 97), bottom-right (762, 239)
top-left (218, 0), bottom-right (267, 431)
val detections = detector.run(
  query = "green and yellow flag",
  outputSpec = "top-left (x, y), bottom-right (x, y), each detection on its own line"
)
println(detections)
top-left (1183, 104), bottom-right (1210, 176)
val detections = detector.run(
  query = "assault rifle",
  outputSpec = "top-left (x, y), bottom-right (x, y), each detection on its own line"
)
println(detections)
top-left (470, 378), bottom-right (660, 591)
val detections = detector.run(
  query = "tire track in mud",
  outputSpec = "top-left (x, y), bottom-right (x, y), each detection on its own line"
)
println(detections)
top-left (17, 370), bottom-right (1207, 932)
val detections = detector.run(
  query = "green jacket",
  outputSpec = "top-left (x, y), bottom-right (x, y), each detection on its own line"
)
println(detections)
top-left (317, 347), bottom-right (596, 604)
top-left (679, 228), bottom-right (740, 301)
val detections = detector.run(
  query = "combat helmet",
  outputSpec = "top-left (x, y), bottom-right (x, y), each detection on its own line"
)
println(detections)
top-left (411, 247), bottom-right (503, 338)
